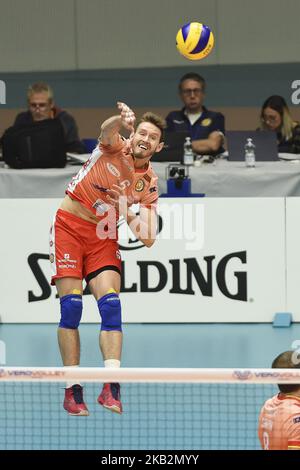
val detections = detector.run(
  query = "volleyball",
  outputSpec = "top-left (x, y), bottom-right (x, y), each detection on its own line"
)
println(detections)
top-left (176, 22), bottom-right (214, 60)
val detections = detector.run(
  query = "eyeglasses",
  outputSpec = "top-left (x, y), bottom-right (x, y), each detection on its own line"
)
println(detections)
top-left (181, 88), bottom-right (203, 96)
top-left (29, 102), bottom-right (49, 109)
top-left (262, 115), bottom-right (278, 124)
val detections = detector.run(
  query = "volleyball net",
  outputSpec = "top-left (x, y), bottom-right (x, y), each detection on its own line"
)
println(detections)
top-left (1, 367), bottom-right (300, 450)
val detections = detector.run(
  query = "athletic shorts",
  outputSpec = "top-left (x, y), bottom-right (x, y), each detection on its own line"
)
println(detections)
top-left (50, 209), bottom-right (121, 285)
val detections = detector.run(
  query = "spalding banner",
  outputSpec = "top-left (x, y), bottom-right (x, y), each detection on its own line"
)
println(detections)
top-left (0, 197), bottom-right (287, 323)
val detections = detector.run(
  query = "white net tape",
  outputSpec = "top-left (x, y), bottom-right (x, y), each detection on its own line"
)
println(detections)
top-left (0, 367), bottom-right (300, 383)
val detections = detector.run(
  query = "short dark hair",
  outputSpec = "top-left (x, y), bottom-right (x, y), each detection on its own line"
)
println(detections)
top-left (272, 350), bottom-right (300, 394)
top-left (179, 73), bottom-right (206, 92)
top-left (137, 112), bottom-right (166, 142)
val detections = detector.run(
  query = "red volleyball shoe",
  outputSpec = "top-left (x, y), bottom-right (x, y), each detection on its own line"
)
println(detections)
top-left (63, 384), bottom-right (89, 416)
top-left (98, 383), bottom-right (122, 414)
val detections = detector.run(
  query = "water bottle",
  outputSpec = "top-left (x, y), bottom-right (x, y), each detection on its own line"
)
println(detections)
top-left (244, 138), bottom-right (256, 168)
top-left (183, 137), bottom-right (194, 166)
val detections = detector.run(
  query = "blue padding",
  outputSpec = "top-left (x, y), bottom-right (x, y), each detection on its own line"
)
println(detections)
top-left (273, 312), bottom-right (293, 328)
top-left (97, 293), bottom-right (122, 331)
top-left (59, 294), bottom-right (83, 329)
top-left (167, 178), bottom-right (191, 196)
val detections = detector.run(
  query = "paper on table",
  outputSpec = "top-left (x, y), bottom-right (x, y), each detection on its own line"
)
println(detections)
top-left (278, 153), bottom-right (300, 161)
top-left (67, 153), bottom-right (91, 163)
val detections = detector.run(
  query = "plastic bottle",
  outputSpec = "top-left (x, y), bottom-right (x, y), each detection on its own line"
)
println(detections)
top-left (183, 137), bottom-right (194, 166)
top-left (245, 138), bottom-right (256, 168)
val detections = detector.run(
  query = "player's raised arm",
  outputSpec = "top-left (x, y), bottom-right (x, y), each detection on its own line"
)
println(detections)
top-left (99, 102), bottom-right (136, 146)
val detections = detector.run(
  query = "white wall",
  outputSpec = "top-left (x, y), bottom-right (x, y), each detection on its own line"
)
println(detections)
top-left (0, 0), bottom-right (299, 72)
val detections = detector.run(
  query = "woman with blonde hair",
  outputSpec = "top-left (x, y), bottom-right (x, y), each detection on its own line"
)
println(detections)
top-left (259, 95), bottom-right (300, 153)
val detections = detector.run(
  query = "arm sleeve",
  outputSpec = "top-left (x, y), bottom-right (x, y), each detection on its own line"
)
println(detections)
top-left (209, 113), bottom-right (225, 135)
top-left (99, 135), bottom-right (126, 154)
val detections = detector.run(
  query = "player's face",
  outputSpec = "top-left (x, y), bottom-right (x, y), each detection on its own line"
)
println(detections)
top-left (180, 79), bottom-right (204, 112)
top-left (262, 107), bottom-right (282, 131)
top-left (28, 92), bottom-right (53, 121)
top-left (131, 122), bottom-right (163, 160)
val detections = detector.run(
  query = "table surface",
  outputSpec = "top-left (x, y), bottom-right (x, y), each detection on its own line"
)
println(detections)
top-left (1, 159), bottom-right (300, 198)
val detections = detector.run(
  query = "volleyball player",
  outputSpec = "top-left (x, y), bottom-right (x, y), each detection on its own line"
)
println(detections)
top-left (258, 350), bottom-right (300, 450)
top-left (49, 102), bottom-right (165, 415)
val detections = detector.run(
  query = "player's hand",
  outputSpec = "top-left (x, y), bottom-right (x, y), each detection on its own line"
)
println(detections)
top-left (106, 181), bottom-right (132, 216)
top-left (117, 101), bottom-right (136, 134)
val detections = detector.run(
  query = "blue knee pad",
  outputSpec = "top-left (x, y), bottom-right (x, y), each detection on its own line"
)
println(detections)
top-left (59, 294), bottom-right (83, 329)
top-left (97, 293), bottom-right (122, 331)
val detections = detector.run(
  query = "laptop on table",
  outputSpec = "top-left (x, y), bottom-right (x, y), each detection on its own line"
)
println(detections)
top-left (151, 131), bottom-right (189, 163)
top-left (226, 130), bottom-right (278, 161)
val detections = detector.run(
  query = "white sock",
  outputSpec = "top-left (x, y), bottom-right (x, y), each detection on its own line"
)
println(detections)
top-left (64, 365), bottom-right (80, 388)
top-left (104, 359), bottom-right (121, 368)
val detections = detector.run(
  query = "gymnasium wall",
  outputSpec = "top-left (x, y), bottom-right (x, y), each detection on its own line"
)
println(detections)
top-left (0, 0), bottom-right (300, 72)
top-left (1, 63), bottom-right (300, 138)
top-left (1, 0), bottom-right (300, 136)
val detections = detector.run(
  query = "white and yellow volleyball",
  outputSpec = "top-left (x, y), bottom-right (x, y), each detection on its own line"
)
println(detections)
top-left (176, 22), bottom-right (214, 61)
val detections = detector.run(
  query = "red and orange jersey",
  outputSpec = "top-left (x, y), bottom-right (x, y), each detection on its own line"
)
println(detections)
top-left (67, 136), bottom-right (158, 217)
top-left (258, 393), bottom-right (300, 450)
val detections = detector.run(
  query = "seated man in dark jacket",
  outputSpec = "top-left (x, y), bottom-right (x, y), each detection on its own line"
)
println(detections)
top-left (14, 82), bottom-right (85, 154)
top-left (166, 73), bottom-right (225, 155)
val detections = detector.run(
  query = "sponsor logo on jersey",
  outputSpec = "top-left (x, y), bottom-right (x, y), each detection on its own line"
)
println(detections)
top-left (58, 255), bottom-right (77, 264)
top-left (135, 179), bottom-right (145, 192)
top-left (107, 163), bottom-right (120, 177)
top-left (201, 118), bottom-right (212, 127)
top-left (58, 264), bottom-right (76, 269)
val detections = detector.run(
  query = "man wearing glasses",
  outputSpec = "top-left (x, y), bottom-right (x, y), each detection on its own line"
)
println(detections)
top-left (166, 73), bottom-right (225, 156)
top-left (14, 82), bottom-right (85, 153)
